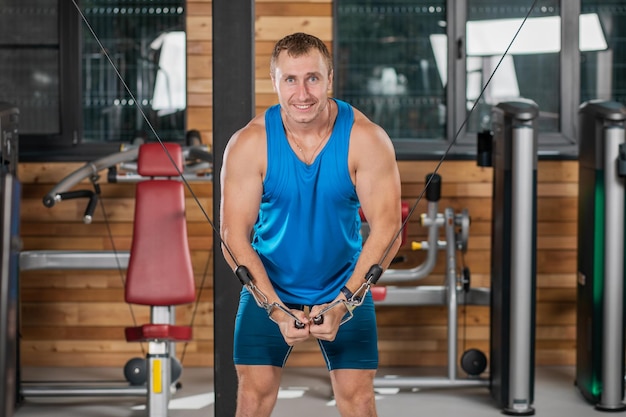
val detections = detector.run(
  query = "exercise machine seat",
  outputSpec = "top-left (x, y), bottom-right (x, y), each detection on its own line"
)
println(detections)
top-left (124, 142), bottom-right (195, 343)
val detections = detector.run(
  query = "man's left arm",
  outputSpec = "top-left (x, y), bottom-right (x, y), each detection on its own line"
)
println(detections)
top-left (347, 119), bottom-right (403, 292)
top-left (309, 117), bottom-right (402, 340)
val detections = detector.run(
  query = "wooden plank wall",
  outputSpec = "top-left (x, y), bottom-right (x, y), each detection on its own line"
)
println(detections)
top-left (17, 0), bottom-right (578, 369)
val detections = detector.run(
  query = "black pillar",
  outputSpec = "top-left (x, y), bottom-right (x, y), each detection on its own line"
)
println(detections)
top-left (212, 1), bottom-right (255, 416)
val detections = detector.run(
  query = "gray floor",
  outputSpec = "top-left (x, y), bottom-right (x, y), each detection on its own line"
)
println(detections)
top-left (12, 366), bottom-right (620, 416)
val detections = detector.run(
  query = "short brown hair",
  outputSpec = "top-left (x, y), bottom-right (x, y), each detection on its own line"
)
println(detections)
top-left (270, 32), bottom-right (333, 76)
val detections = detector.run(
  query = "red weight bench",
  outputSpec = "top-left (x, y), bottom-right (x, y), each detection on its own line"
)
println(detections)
top-left (124, 142), bottom-right (196, 417)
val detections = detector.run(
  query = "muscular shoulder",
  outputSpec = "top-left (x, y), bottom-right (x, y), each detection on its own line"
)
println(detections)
top-left (223, 113), bottom-right (267, 176)
top-left (349, 107), bottom-right (396, 160)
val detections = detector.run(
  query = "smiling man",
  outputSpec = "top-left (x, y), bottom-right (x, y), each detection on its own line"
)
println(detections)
top-left (219, 32), bottom-right (402, 417)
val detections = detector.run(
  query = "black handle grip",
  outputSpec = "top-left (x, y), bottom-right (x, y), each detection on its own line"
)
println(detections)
top-left (83, 193), bottom-right (99, 224)
top-left (425, 173), bottom-right (441, 202)
top-left (294, 320), bottom-right (305, 329)
top-left (365, 264), bottom-right (383, 285)
top-left (313, 315), bottom-right (324, 325)
top-left (235, 265), bottom-right (253, 286)
top-left (57, 190), bottom-right (95, 200)
top-left (45, 189), bottom-right (95, 208)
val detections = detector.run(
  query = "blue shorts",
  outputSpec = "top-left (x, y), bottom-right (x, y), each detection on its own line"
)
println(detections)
top-left (233, 289), bottom-right (378, 370)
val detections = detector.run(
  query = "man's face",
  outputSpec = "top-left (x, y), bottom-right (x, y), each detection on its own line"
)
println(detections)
top-left (271, 49), bottom-right (333, 125)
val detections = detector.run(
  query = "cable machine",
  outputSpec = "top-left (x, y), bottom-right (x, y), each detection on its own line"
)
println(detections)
top-left (372, 97), bottom-right (539, 414)
top-left (575, 100), bottom-right (626, 411)
top-left (374, 100), bottom-right (538, 415)
top-left (480, 100), bottom-right (538, 415)
top-left (0, 103), bottom-right (20, 417)
top-left (373, 173), bottom-right (489, 389)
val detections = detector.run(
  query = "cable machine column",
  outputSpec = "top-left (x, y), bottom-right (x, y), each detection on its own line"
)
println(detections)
top-left (0, 103), bottom-right (20, 417)
top-left (576, 100), bottom-right (626, 411)
top-left (488, 99), bottom-right (538, 416)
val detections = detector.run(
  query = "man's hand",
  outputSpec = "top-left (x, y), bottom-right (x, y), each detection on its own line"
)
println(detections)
top-left (308, 299), bottom-right (348, 341)
top-left (270, 307), bottom-right (311, 346)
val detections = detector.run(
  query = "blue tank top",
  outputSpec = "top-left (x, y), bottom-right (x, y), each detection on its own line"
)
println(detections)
top-left (252, 99), bottom-right (362, 305)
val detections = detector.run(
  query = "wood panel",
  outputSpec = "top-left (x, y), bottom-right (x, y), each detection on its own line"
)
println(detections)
top-left (17, 160), bottom-right (581, 368)
top-left (16, 0), bottom-right (582, 371)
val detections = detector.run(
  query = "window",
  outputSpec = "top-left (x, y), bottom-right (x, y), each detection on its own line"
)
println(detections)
top-left (335, 1), bottom-right (448, 158)
top-left (465, 1), bottom-right (563, 134)
top-left (0, 1), bottom-right (186, 161)
top-left (335, 1), bottom-right (621, 159)
top-left (0, 1), bottom-right (79, 159)
top-left (580, 1), bottom-right (626, 105)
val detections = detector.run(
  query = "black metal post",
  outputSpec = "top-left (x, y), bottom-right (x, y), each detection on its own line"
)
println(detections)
top-left (212, 1), bottom-right (255, 416)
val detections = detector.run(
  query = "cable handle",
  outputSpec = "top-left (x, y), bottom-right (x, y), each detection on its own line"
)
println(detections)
top-left (312, 263), bottom-right (384, 326)
top-left (235, 265), bottom-right (305, 329)
top-left (342, 264), bottom-right (383, 306)
top-left (234, 265), bottom-right (253, 286)
top-left (364, 264), bottom-right (383, 285)
top-left (49, 190), bottom-right (100, 224)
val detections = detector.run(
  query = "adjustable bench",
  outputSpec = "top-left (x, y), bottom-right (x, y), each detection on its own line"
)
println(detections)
top-left (124, 142), bottom-right (196, 417)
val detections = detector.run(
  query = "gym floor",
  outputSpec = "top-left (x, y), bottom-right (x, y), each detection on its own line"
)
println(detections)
top-left (12, 366), bottom-right (621, 417)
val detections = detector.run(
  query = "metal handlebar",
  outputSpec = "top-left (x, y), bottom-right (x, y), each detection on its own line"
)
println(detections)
top-left (42, 149), bottom-right (139, 208)
top-left (52, 190), bottom-right (99, 224)
top-left (42, 144), bottom-right (213, 224)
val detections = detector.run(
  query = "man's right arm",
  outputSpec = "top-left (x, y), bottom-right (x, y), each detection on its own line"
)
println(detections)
top-left (219, 123), bottom-right (311, 344)
top-left (219, 124), bottom-right (266, 280)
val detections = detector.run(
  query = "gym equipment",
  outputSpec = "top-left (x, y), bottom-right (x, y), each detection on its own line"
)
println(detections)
top-left (575, 100), bottom-right (626, 411)
top-left (461, 348), bottom-right (488, 377)
top-left (378, 174), bottom-right (472, 284)
top-left (18, 142), bottom-right (210, 417)
top-left (124, 357), bottom-right (149, 386)
top-left (373, 172), bottom-right (489, 390)
top-left (484, 100), bottom-right (538, 415)
top-left (123, 142), bottom-right (196, 417)
top-left (124, 357), bottom-right (182, 387)
top-left (0, 104), bottom-right (20, 417)
top-left (40, 141), bottom-right (211, 224)
top-left (375, 100), bottom-right (539, 416)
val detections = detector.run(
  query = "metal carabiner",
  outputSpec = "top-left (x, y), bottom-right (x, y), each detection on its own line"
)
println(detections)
top-left (311, 264), bottom-right (383, 325)
top-left (244, 279), bottom-right (306, 329)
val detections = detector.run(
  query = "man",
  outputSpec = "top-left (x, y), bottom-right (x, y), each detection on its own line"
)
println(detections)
top-left (220, 32), bottom-right (402, 417)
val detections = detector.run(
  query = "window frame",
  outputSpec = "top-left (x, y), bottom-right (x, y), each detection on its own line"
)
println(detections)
top-left (17, 1), bottom-right (86, 162)
top-left (333, 0), bottom-right (582, 160)
top-left (18, 1), bottom-right (188, 162)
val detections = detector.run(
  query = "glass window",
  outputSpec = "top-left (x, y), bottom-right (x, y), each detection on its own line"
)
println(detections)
top-left (336, 1), bottom-right (616, 158)
top-left (81, 2), bottom-right (186, 144)
top-left (580, 1), bottom-right (626, 104)
top-left (335, 1), bottom-right (447, 141)
top-left (0, 2), bottom-right (61, 136)
top-left (465, 1), bottom-right (561, 134)
top-left (0, 1), bottom-right (186, 161)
